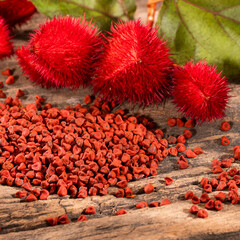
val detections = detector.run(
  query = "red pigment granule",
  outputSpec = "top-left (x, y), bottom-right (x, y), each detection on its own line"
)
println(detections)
top-left (172, 61), bottom-right (230, 123)
top-left (160, 199), bottom-right (171, 206)
top-left (0, 17), bottom-right (13, 60)
top-left (144, 184), bottom-right (154, 194)
top-left (77, 214), bottom-right (88, 222)
top-left (197, 209), bottom-right (208, 218)
top-left (92, 20), bottom-right (173, 106)
top-left (115, 208), bottom-right (127, 215)
top-left (85, 206), bottom-right (96, 215)
top-left (0, 0), bottom-right (36, 28)
top-left (17, 16), bottom-right (103, 88)
top-left (220, 121), bottom-right (231, 131)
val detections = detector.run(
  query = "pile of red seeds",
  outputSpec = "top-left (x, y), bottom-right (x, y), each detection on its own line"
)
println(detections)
top-left (0, 88), bottom-right (201, 202)
top-left (185, 146), bottom-right (240, 218)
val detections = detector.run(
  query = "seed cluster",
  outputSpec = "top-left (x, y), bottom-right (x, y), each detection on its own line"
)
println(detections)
top-left (0, 92), bottom-right (199, 202)
top-left (186, 146), bottom-right (240, 218)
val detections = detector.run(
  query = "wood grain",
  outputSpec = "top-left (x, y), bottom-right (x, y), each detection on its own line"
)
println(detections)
top-left (0, 9), bottom-right (240, 240)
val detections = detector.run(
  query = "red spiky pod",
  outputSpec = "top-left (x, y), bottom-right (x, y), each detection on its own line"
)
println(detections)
top-left (172, 61), bottom-right (230, 123)
top-left (17, 16), bottom-right (103, 88)
top-left (92, 20), bottom-right (173, 106)
top-left (0, 0), bottom-right (36, 28)
top-left (0, 17), bottom-right (13, 60)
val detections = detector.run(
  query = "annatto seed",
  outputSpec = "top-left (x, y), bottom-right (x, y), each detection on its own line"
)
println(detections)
top-left (115, 209), bottom-right (127, 215)
top-left (85, 206), bottom-right (96, 215)
top-left (136, 202), bottom-right (148, 209)
top-left (220, 121), bottom-right (231, 131)
top-left (160, 199), bottom-right (171, 206)
top-left (46, 217), bottom-right (58, 226)
top-left (77, 214), bottom-right (88, 222)
top-left (164, 176), bottom-right (173, 185)
top-left (189, 204), bottom-right (199, 214)
top-left (185, 191), bottom-right (194, 200)
top-left (58, 214), bottom-right (69, 224)
top-left (214, 200), bottom-right (223, 211)
top-left (214, 192), bottom-right (226, 202)
top-left (200, 192), bottom-right (210, 203)
top-left (144, 184), bottom-right (154, 194)
top-left (221, 136), bottom-right (230, 146)
top-left (197, 209), bottom-right (208, 218)
top-left (191, 195), bottom-right (200, 204)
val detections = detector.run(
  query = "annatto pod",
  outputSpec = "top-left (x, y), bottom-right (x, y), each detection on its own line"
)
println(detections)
top-left (172, 61), bottom-right (230, 123)
top-left (0, 17), bottom-right (13, 60)
top-left (0, 0), bottom-right (36, 28)
top-left (17, 16), bottom-right (103, 88)
top-left (92, 20), bottom-right (173, 106)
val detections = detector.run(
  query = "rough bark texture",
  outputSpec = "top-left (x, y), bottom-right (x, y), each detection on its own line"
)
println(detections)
top-left (0, 2), bottom-right (240, 240)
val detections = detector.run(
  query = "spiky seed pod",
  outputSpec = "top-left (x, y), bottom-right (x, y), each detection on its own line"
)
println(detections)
top-left (0, 0), bottom-right (36, 28)
top-left (17, 16), bottom-right (103, 88)
top-left (0, 17), bottom-right (13, 60)
top-left (172, 61), bottom-right (230, 123)
top-left (92, 20), bottom-right (173, 106)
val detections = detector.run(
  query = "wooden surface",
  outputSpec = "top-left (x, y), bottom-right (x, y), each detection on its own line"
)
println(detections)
top-left (1, 6), bottom-right (240, 240)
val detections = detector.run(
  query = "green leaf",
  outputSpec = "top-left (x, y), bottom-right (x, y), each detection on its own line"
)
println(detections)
top-left (30, 0), bottom-right (136, 31)
top-left (157, 0), bottom-right (240, 81)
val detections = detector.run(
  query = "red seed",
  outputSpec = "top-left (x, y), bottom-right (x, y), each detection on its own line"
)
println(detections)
top-left (214, 200), bottom-right (223, 211)
top-left (84, 95), bottom-right (92, 104)
top-left (77, 214), bottom-right (88, 222)
top-left (25, 193), bottom-right (37, 202)
top-left (160, 199), bottom-right (171, 206)
top-left (186, 149), bottom-right (197, 158)
top-left (178, 161), bottom-right (189, 169)
top-left (197, 209), bottom-right (208, 218)
top-left (220, 121), bottom-right (231, 131)
top-left (1, 69), bottom-right (11, 76)
top-left (46, 217), bottom-right (58, 226)
top-left (204, 184), bottom-right (212, 193)
top-left (221, 136), bottom-right (230, 146)
top-left (115, 189), bottom-right (125, 198)
top-left (185, 191), bottom-right (194, 200)
top-left (115, 208), bottom-right (127, 215)
top-left (15, 89), bottom-right (24, 98)
top-left (58, 214), bottom-right (69, 224)
top-left (5, 75), bottom-right (14, 84)
top-left (189, 204), bottom-right (199, 214)
top-left (205, 199), bottom-right (215, 210)
top-left (214, 192), bottom-right (226, 202)
top-left (185, 119), bottom-right (195, 128)
top-left (212, 166), bottom-right (223, 174)
top-left (164, 176), bottom-right (173, 185)
top-left (85, 206), bottom-right (96, 215)
top-left (216, 181), bottom-right (227, 191)
top-left (183, 129), bottom-right (192, 139)
top-left (193, 146), bottom-right (204, 155)
top-left (167, 118), bottom-right (176, 127)
top-left (200, 192), bottom-right (210, 203)
top-left (176, 118), bottom-right (185, 127)
top-left (210, 178), bottom-right (218, 188)
top-left (57, 185), bottom-right (68, 197)
top-left (39, 189), bottom-right (49, 200)
top-left (136, 201), bottom-right (148, 209)
top-left (191, 195), bottom-right (200, 204)
top-left (15, 190), bottom-right (27, 199)
top-left (144, 184), bottom-right (154, 194)
top-left (176, 143), bottom-right (185, 153)
top-left (125, 187), bottom-right (133, 198)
